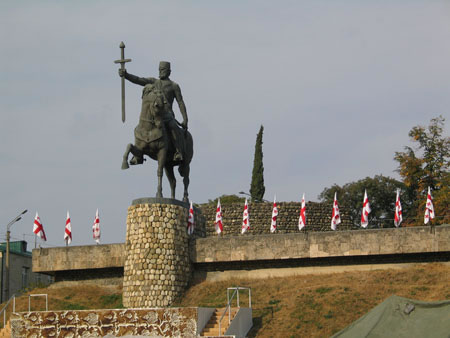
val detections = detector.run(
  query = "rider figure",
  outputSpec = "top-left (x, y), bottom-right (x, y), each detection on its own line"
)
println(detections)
top-left (119, 61), bottom-right (187, 161)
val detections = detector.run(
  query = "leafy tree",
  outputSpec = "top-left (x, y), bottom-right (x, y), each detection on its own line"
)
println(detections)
top-left (394, 116), bottom-right (449, 224)
top-left (249, 125), bottom-right (265, 202)
top-left (318, 175), bottom-right (410, 228)
top-left (206, 194), bottom-right (245, 206)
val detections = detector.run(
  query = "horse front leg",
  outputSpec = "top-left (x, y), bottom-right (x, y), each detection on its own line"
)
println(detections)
top-left (156, 147), bottom-right (167, 199)
top-left (164, 164), bottom-right (176, 199)
top-left (121, 143), bottom-right (133, 170)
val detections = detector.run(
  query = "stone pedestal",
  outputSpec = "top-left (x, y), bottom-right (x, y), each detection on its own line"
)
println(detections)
top-left (123, 198), bottom-right (191, 308)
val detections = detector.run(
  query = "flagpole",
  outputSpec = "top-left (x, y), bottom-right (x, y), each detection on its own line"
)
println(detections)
top-left (34, 234), bottom-right (37, 249)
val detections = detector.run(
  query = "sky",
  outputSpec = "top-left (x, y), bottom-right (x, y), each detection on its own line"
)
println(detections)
top-left (1, 1), bottom-right (449, 248)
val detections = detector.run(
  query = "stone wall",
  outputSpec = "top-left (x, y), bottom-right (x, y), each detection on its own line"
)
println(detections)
top-left (199, 201), bottom-right (352, 236)
top-left (33, 243), bottom-right (125, 273)
top-left (191, 225), bottom-right (450, 265)
top-left (123, 199), bottom-right (205, 308)
top-left (11, 307), bottom-right (198, 337)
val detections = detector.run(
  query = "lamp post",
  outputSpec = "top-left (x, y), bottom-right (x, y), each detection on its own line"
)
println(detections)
top-left (238, 191), bottom-right (270, 203)
top-left (5, 209), bottom-right (27, 300)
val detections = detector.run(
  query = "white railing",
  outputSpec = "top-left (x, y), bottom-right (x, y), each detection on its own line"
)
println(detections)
top-left (218, 287), bottom-right (251, 335)
top-left (0, 294), bottom-right (15, 328)
top-left (28, 294), bottom-right (48, 312)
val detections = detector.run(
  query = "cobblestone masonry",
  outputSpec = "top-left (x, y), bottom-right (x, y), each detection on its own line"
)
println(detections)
top-left (123, 201), bottom-right (205, 308)
top-left (200, 201), bottom-right (353, 236)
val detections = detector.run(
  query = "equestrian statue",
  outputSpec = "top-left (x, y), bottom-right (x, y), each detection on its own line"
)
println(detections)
top-left (115, 42), bottom-right (193, 202)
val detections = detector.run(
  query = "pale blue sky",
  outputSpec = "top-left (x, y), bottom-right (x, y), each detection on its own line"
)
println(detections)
top-left (1, 1), bottom-right (449, 247)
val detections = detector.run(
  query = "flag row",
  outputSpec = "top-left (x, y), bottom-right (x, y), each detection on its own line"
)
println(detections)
top-left (211, 187), bottom-right (436, 235)
top-left (32, 209), bottom-right (101, 245)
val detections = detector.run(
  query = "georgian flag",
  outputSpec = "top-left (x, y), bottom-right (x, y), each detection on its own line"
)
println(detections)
top-left (187, 202), bottom-right (195, 235)
top-left (33, 212), bottom-right (47, 241)
top-left (93, 209), bottom-right (100, 244)
top-left (361, 189), bottom-right (371, 228)
top-left (394, 189), bottom-right (403, 228)
top-left (64, 211), bottom-right (72, 245)
top-left (331, 192), bottom-right (341, 231)
top-left (270, 196), bottom-right (278, 233)
top-left (424, 186), bottom-right (435, 224)
top-left (215, 199), bottom-right (223, 234)
top-left (298, 193), bottom-right (306, 230)
top-left (241, 198), bottom-right (250, 234)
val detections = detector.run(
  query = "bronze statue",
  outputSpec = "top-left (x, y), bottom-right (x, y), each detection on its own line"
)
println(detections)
top-left (117, 47), bottom-right (193, 202)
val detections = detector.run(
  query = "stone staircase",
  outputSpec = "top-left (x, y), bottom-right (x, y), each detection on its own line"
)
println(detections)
top-left (0, 321), bottom-right (11, 338)
top-left (200, 307), bottom-right (238, 336)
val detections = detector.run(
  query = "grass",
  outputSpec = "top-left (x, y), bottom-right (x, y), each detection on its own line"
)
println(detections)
top-left (5, 262), bottom-right (450, 337)
top-left (176, 263), bottom-right (450, 337)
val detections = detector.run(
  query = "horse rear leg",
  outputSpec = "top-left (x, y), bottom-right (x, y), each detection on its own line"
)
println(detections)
top-left (179, 164), bottom-right (190, 203)
top-left (156, 148), bottom-right (167, 198)
top-left (164, 165), bottom-right (176, 199)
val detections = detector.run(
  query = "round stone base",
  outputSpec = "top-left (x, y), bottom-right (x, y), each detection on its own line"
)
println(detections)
top-left (122, 200), bottom-right (190, 308)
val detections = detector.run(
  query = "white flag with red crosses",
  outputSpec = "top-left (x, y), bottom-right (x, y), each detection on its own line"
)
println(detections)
top-left (424, 186), bottom-right (435, 224)
top-left (298, 193), bottom-right (306, 230)
top-left (64, 211), bottom-right (72, 245)
top-left (242, 198), bottom-right (250, 234)
top-left (215, 199), bottom-right (223, 234)
top-left (331, 192), bottom-right (341, 231)
top-left (187, 202), bottom-right (195, 235)
top-left (93, 209), bottom-right (100, 244)
top-left (33, 212), bottom-right (47, 241)
top-left (270, 196), bottom-right (278, 233)
top-left (361, 189), bottom-right (371, 228)
top-left (394, 190), bottom-right (402, 227)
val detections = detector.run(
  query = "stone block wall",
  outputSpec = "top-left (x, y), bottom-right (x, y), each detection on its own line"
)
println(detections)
top-left (12, 307), bottom-right (198, 337)
top-left (123, 200), bottom-right (205, 308)
top-left (200, 201), bottom-right (352, 236)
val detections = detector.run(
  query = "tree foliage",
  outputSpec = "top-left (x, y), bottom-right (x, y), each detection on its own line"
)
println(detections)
top-left (394, 116), bottom-right (449, 224)
top-left (250, 125), bottom-right (265, 202)
top-left (206, 194), bottom-right (245, 206)
top-left (318, 175), bottom-right (410, 227)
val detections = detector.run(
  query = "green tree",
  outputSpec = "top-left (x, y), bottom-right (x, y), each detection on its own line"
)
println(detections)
top-left (206, 194), bottom-right (245, 206)
top-left (394, 116), bottom-right (450, 224)
top-left (249, 125), bottom-right (265, 202)
top-left (318, 175), bottom-right (410, 227)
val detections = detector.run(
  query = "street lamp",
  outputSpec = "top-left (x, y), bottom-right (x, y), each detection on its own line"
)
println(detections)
top-left (5, 209), bottom-right (27, 300)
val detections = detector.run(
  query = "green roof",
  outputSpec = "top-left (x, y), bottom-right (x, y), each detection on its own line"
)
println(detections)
top-left (0, 241), bottom-right (31, 256)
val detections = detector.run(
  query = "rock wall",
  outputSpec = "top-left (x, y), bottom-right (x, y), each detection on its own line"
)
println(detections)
top-left (199, 201), bottom-right (352, 236)
top-left (123, 199), bottom-right (205, 308)
top-left (11, 308), bottom-right (197, 337)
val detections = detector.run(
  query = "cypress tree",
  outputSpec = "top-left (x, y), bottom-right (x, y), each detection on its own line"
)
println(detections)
top-left (250, 125), bottom-right (265, 202)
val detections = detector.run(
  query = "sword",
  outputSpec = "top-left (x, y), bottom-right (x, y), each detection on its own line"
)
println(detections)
top-left (114, 41), bottom-right (132, 123)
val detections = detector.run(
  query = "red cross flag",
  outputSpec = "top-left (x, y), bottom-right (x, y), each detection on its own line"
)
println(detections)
top-left (331, 192), bottom-right (341, 231)
top-left (187, 202), bottom-right (194, 235)
top-left (215, 199), bottom-right (223, 234)
top-left (270, 196), bottom-right (278, 233)
top-left (64, 211), bottom-right (72, 245)
top-left (424, 186), bottom-right (435, 224)
top-left (298, 193), bottom-right (306, 230)
top-left (33, 212), bottom-right (47, 241)
top-left (93, 209), bottom-right (100, 244)
top-left (242, 198), bottom-right (250, 234)
top-left (361, 189), bottom-right (371, 228)
top-left (394, 189), bottom-right (403, 227)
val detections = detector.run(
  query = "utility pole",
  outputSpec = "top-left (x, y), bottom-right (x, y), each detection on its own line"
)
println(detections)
top-left (5, 210), bottom-right (27, 300)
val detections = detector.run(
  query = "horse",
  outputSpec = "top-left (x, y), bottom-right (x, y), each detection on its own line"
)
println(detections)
top-left (121, 85), bottom-right (193, 202)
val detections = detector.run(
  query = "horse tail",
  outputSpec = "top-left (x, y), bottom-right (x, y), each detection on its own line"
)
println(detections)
top-left (179, 131), bottom-right (193, 177)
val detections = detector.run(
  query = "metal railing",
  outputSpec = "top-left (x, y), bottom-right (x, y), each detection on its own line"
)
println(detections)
top-left (218, 287), bottom-right (251, 335)
top-left (0, 294), bottom-right (15, 328)
top-left (28, 294), bottom-right (48, 312)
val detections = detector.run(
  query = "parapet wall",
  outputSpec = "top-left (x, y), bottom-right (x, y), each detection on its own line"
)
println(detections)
top-left (199, 201), bottom-right (353, 236)
top-left (191, 225), bottom-right (450, 264)
top-left (33, 243), bottom-right (125, 273)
